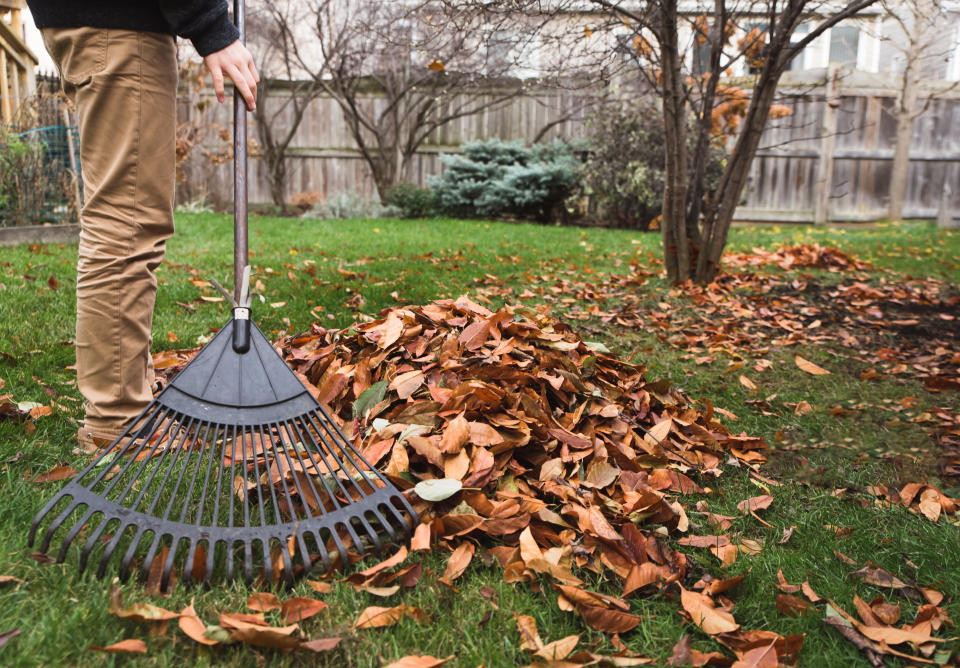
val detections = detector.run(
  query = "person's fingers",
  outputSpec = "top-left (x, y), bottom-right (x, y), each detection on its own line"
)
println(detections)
top-left (227, 64), bottom-right (256, 111)
top-left (208, 61), bottom-right (225, 104)
top-left (248, 58), bottom-right (260, 85)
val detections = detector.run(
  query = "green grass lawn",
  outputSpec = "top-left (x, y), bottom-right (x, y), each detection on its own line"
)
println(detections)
top-left (0, 215), bottom-right (958, 666)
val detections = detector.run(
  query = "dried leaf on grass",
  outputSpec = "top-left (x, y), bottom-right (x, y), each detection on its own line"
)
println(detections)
top-left (178, 603), bottom-right (218, 646)
top-left (354, 604), bottom-right (428, 629)
top-left (87, 639), bottom-right (147, 654)
top-left (383, 655), bottom-right (454, 668)
top-left (680, 587), bottom-right (739, 634)
top-left (108, 586), bottom-right (179, 622)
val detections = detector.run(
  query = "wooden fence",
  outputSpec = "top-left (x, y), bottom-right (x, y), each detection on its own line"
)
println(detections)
top-left (180, 73), bottom-right (960, 223)
top-left (741, 72), bottom-right (960, 222)
top-left (177, 83), bottom-right (590, 209)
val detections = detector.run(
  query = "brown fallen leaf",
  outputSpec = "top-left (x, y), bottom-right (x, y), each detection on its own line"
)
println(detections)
top-left (354, 604), bottom-right (427, 629)
top-left (306, 580), bottom-right (332, 594)
top-left (34, 465), bottom-right (77, 483)
top-left (410, 523), bottom-right (431, 551)
top-left (823, 617), bottom-right (884, 668)
top-left (357, 546), bottom-right (408, 578)
top-left (108, 586), bottom-right (179, 622)
top-left (667, 634), bottom-right (692, 666)
top-left (178, 603), bottom-right (219, 646)
top-left (229, 625), bottom-right (301, 651)
top-left (300, 637), bottom-right (342, 652)
top-left (281, 597), bottom-right (328, 623)
top-left (534, 634), bottom-right (580, 661)
top-left (88, 639), bottom-right (148, 654)
top-left (516, 614), bottom-right (543, 651)
top-left (680, 587), bottom-right (739, 635)
top-left (732, 642), bottom-right (778, 668)
top-left (0, 629), bottom-right (21, 650)
top-left (795, 355), bottom-right (830, 375)
top-left (440, 541), bottom-right (475, 585)
top-left (736, 494), bottom-right (773, 513)
top-left (247, 592), bottom-right (281, 612)
top-left (776, 594), bottom-right (814, 617)
top-left (574, 603), bottom-right (642, 634)
top-left (384, 655), bottom-right (454, 668)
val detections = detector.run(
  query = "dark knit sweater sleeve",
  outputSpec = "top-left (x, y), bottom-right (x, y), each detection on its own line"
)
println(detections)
top-left (159, 0), bottom-right (238, 56)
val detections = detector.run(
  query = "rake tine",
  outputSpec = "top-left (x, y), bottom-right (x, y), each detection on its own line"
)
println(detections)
top-left (119, 527), bottom-right (147, 582)
top-left (160, 537), bottom-right (179, 592)
top-left (314, 531), bottom-right (330, 572)
top-left (205, 540), bottom-right (217, 584)
top-left (28, 493), bottom-right (66, 547)
top-left (97, 524), bottom-right (128, 579)
top-left (139, 532), bottom-right (165, 583)
top-left (79, 517), bottom-right (112, 574)
top-left (261, 538), bottom-right (273, 586)
top-left (39, 500), bottom-right (79, 555)
top-left (243, 540), bottom-right (254, 583)
top-left (182, 540), bottom-right (198, 585)
top-left (56, 507), bottom-right (95, 564)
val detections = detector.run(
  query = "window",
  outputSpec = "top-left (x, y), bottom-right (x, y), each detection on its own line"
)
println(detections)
top-left (786, 23), bottom-right (810, 71)
top-left (829, 25), bottom-right (859, 67)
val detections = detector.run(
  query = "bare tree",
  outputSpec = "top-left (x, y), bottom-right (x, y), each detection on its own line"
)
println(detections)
top-left (878, 0), bottom-right (958, 220)
top-left (267, 0), bottom-right (573, 201)
top-left (582, 0), bottom-right (881, 282)
top-left (246, 4), bottom-right (326, 213)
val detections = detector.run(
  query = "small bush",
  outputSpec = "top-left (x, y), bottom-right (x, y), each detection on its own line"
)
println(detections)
top-left (430, 139), bottom-right (581, 222)
top-left (581, 100), bottom-right (725, 229)
top-left (290, 190), bottom-right (322, 213)
top-left (385, 183), bottom-right (437, 219)
top-left (304, 191), bottom-right (400, 220)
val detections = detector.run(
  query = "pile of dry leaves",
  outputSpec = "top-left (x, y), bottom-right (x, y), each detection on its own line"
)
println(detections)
top-left (130, 277), bottom-right (960, 665)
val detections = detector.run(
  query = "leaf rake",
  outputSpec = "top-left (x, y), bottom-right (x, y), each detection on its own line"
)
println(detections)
top-left (28, 0), bottom-right (416, 589)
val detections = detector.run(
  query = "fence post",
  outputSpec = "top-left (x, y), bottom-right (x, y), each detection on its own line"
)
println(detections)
top-left (814, 67), bottom-right (840, 224)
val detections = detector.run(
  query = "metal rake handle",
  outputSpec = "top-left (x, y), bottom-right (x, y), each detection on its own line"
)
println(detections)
top-left (232, 0), bottom-right (250, 353)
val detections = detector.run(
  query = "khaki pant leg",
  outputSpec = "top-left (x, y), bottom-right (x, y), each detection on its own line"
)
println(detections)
top-left (41, 28), bottom-right (177, 435)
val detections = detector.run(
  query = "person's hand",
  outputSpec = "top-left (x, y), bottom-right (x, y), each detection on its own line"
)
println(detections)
top-left (204, 40), bottom-right (259, 111)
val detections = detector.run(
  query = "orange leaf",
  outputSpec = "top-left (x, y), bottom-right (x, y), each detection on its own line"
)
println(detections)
top-left (440, 542), bottom-right (475, 584)
top-left (731, 642), bottom-right (778, 667)
top-left (108, 586), bottom-right (179, 622)
top-left (34, 465), bottom-right (77, 483)
top-left (307, 580), bottom-right (332, 594)
top-left (776, 594), bottom-right (813, 617)
top-left (736, 495), bottom-right (773, 513)
top-left (384, 655), bottom-right (454, 668)
top-left (355, 604), bottom-right (424, 629)
top-left (410, 523), bottom-right (431, 551)
top-left (680, 587), bottom-right (739, 634)
top-left (301, 637), bottom-right (342, 652)
top-left (795, 355), bottom-right (830, 375)
top-left (178, 603), bottom-right (218, 646)
top-left (516, 614), bottom-right (543, 650)
top-left (247, 592), bottom-right (281, 612)
top-left (574, 603), bottom-right (642, 634)
top-left (88, 639), bottom-right (147, 654)
top-left (439, 414), bottom-right (470, 454)
top-left (281, 597), bottom-right (328, 624)
top-left (534, 635), bottom-right (580, 661)
top-left (358, 546), bottom-right (408, 577)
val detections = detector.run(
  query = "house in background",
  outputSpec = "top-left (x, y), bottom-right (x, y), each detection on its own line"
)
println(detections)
top-left (0, 0), bottom-right (38, 124)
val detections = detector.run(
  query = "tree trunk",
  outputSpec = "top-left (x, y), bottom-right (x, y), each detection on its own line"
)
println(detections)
top-left (659, 0), bottom-right (691, 282)
top-left (888, 52), bottom-right (920, 221)
top-left (695, 73), bottom-right (780, 283)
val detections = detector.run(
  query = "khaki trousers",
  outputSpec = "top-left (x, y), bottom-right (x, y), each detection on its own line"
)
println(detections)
top-left (42, 28), bottom-right (177, 439)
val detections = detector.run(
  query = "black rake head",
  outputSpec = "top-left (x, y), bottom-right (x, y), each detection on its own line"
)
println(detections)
top-left (29, 317), bottom-right (417, 590)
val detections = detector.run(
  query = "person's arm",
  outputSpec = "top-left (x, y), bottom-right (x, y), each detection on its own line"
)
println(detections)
top-left (158, 0), bottom-right (259, 111)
